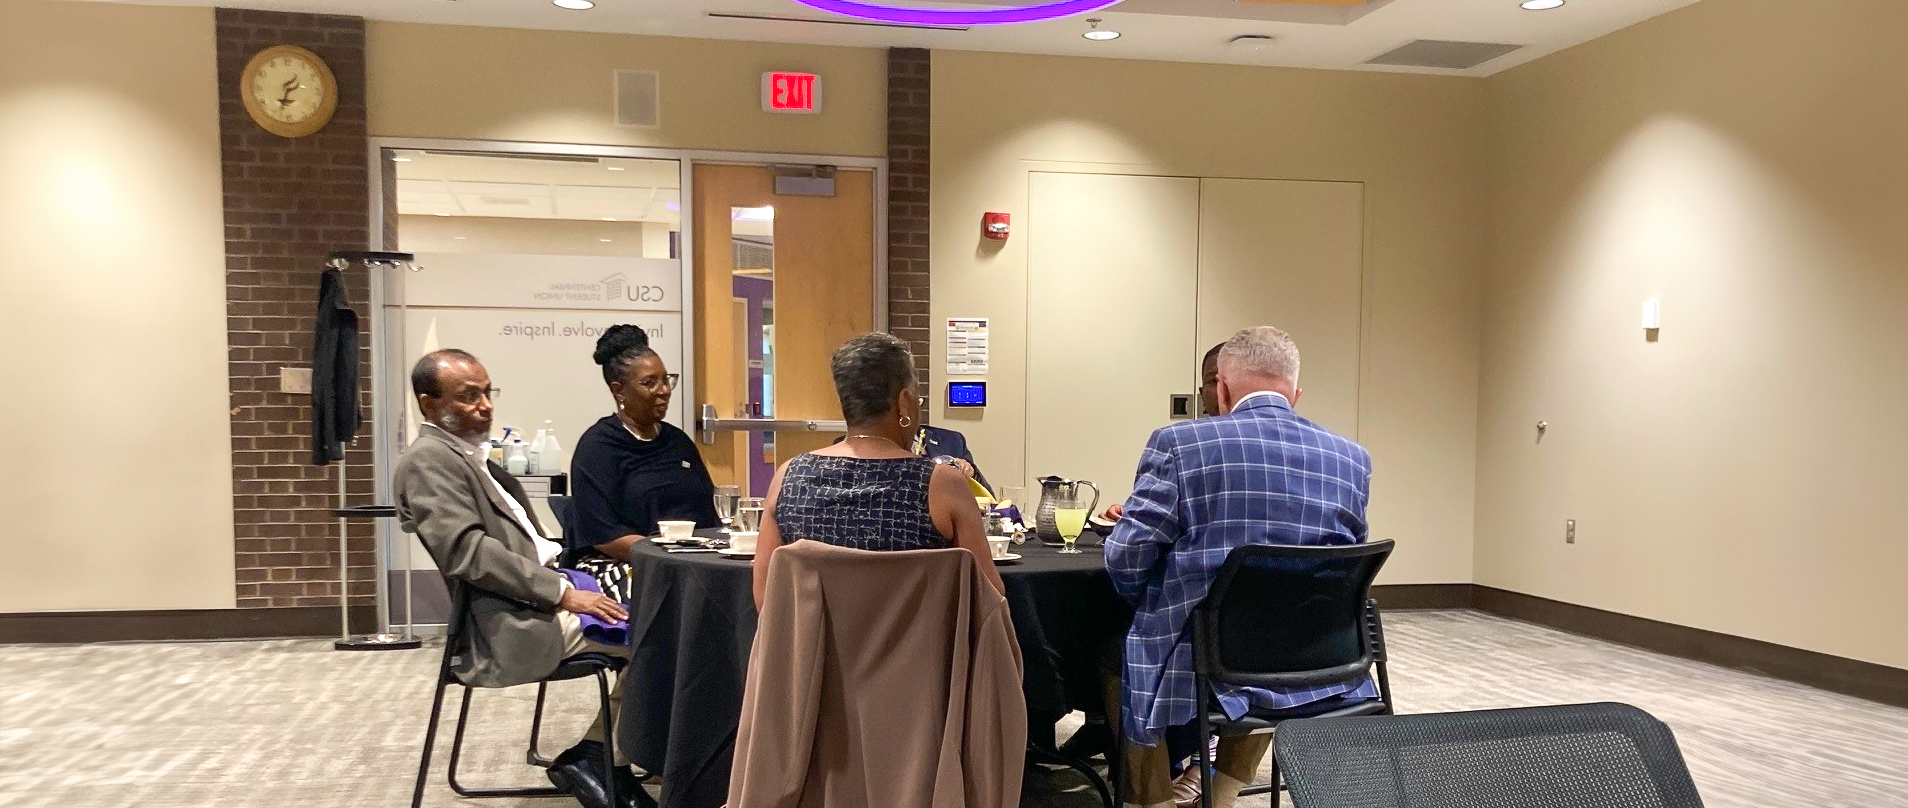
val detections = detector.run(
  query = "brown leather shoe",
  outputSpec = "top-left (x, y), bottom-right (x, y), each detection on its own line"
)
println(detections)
top-left (1171, 766), bottom-right (1204, 808)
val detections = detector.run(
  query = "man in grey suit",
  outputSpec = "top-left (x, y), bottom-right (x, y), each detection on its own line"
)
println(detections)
top-left (395, 349), bottom-right (650, 808)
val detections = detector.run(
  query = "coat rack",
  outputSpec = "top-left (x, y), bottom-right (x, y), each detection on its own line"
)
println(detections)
top-left (322, 251), bottom-right (421, 651)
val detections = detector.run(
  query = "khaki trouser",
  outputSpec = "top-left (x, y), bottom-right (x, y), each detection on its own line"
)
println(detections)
top-left (557, 609), bottom-right (631, 763)
top-left (1099, 666), bottom-right (1270, 806)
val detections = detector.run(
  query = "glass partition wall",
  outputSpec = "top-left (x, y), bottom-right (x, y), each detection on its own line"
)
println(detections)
top-left (370, 143), bottom-right (883, 633)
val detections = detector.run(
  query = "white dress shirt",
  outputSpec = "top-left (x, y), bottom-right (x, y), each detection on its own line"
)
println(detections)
top-left (424, 423), bottom-right (565, 568)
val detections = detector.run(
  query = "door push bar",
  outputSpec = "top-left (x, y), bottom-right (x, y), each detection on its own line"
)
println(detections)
top-left (699, 403), bottom-right (847, 445)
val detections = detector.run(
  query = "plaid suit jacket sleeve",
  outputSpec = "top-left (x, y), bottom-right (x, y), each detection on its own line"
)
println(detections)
top-left (1106, 428), bottom-right (1181, 605)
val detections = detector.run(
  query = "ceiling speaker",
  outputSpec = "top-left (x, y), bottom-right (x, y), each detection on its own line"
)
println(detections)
top-left (615, 70), bottom-right (661, 128)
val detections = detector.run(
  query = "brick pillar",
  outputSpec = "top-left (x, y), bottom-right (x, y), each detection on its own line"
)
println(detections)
top-left (886, 48), bottom-right (932, 400)
top-left (215, 9), bottom-right (376, 620)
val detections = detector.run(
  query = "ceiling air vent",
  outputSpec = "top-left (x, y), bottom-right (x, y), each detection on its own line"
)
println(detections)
top-left (1364, 39), bottom-right (1521, 70)
top-left (615, 70), bottom-right (661, 129)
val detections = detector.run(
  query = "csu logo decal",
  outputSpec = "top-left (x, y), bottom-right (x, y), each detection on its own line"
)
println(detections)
top-left (602, 273), bottom-right (666, 303)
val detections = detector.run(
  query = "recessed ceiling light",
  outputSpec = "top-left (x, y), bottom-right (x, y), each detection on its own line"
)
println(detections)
top-left (1520, 0), bottom-right (1564, 9)
top-left (434, 213), bottom-right (449, 217)
top-left (606, 166), bottom-right (625, 171)
top-left (391, 157), bottom-right (412, 162)
top-left (600, 238), bottom-right (612, 242)
top-left (602, 217), bottom-right (617, 221)
top-left (553, 0), bottom-right (594, 9)
top-left (1083, 18), bottom-right (1119, 41)
top-left (453, 236), bottom-right (466, 240)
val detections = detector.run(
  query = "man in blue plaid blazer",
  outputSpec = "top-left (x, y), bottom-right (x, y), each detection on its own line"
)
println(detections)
top-left (1105, 326), bottom-right (1375, 808)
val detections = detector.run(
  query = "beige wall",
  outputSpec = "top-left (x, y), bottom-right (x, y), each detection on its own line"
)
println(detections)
top-left (1479, 0), bottom-right (1908, 668)
top-left (0, 1), bottom-right (234, 611)
top-left (397, 215), bottom-right (673, 258)
top-left (366, 22), bottom-right (886, 157)
top-left (932, 51), bottom-right (1488, 585)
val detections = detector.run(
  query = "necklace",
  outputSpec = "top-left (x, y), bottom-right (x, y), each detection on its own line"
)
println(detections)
top-left (618, 415), bottom-right (657, 442)
top-left (844, 434), bottom-right (902, 448)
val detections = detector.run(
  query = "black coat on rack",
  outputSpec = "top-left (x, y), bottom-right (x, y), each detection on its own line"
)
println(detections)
top-left (311, 266), bottom-right (361, 465)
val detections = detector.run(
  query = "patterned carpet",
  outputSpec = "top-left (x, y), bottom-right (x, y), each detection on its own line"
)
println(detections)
top-left (0, 610), bottom-right (1902, 807)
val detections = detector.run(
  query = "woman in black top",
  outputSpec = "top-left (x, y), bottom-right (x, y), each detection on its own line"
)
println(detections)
top-left (569, 325), bottom-right (719, 600)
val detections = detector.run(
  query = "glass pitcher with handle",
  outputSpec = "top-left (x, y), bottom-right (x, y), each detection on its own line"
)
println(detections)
top-left (1034, 476), bottom-right (1101, 552)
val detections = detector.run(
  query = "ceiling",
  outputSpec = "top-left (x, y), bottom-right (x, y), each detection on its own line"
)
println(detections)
top-left (87, 0), bottom-right (1700, 77)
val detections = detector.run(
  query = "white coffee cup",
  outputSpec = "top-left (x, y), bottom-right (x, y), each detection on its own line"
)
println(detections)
top-left (657, 520), bottom-right (697, 542)
top-left (730, 531), bottom-right (758, 554)
top-left (987, 536), bottom-right (1010, 559)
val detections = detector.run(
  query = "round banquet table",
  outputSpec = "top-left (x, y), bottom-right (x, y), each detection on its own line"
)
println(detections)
top-left (615, 530), bottom-right (1131, 808)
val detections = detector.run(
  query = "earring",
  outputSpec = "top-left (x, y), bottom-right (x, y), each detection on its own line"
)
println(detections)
top-left (898, 414), bottom-right (914, 429)
top-left (617, 399), bottom-right (626, 411)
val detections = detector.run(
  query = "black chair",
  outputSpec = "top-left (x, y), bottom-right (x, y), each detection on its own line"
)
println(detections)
top-left (547, 495), bottom-right (574, 538)
top-left (1273, 702), bottom-right (1707, 808)
top-left (1114, 539), bottom-right (1396, 807)
top-left (410, 584), bottom-right (625, 808)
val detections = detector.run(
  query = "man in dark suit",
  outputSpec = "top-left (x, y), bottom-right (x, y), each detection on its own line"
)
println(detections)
top-left (916, 422), bottom-right (991, 495)
top-left (1104, 326), bottom-right (1376, 808)
top-left (394, 349), bottom-right (651, 808)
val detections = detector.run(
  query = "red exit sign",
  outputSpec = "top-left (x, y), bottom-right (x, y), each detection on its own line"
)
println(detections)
top-left (761, 72), bottom-right (821, 114)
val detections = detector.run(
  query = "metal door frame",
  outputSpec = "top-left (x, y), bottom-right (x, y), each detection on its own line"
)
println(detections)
top-left (366, 137), bottom-right (886, 632)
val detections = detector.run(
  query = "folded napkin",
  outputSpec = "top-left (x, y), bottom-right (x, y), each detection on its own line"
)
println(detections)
top-left (559, 568), bottom-right (630, 647)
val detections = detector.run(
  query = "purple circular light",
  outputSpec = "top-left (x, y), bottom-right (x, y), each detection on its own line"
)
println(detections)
top-left (789, 0), bottom-right (1122, 26)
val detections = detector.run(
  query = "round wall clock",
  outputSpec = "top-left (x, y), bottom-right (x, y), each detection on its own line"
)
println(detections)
top-left (239, 44), bottom-right (338, 138)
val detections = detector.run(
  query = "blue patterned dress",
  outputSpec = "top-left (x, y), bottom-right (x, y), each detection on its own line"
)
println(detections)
top-left (772, 454), bottom-right (950, 551)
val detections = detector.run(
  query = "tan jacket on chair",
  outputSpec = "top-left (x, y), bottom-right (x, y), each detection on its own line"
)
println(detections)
top-left (728, 541), bottom-right (1027, 808)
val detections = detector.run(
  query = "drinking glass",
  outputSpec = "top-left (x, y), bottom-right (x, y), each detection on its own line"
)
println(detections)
top-left (1054, 506), bottom-right (1089, 554)
top-left (713, 484), bottom-right (740, 532)
top-left (736, 498), bottom-right (766, 533)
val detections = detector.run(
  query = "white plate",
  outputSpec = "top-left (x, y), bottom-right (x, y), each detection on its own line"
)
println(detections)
top-left (717, 548), bottom-right (755, 558)
top-left (992, 553), bottom-right (1022, 563)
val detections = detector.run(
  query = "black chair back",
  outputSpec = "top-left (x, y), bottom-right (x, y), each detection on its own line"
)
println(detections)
top-left (1273, 702), bottom-right (1707, 808)
top-left (1193, 539), bottom-right (1393, 690)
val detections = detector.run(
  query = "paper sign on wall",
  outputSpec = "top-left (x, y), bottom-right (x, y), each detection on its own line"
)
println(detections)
top-left (946, 318), bottom-right (989, 376)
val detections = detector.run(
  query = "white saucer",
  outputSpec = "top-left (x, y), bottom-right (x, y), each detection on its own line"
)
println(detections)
top-left (717, 548), bottom-right (756, 558)
top-left (992, 553), bottom-right (1022, 563)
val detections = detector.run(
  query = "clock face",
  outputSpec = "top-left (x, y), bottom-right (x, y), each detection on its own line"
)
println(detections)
top-left (251, 54), bottom-right (326, 124)
top-left (239, 45), bottom-right (337, 138)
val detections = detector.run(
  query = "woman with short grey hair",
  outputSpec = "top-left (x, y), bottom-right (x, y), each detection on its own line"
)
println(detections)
top-left (750, 333), bottom-right (1005, 607)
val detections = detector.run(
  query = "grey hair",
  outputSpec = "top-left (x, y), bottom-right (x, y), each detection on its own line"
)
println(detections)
top-left (1219, 326), bottom-right (1301, 383)
top-left (831, 332), bottom-right (916, 424)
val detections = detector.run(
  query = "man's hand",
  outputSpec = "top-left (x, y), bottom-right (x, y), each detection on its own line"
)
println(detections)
top-left (559, 588), bottom-right (628, 622)
top-left (1097, 503), bottom-right (1125, 522)
top-left (931, 455), bottom-right (976, 478)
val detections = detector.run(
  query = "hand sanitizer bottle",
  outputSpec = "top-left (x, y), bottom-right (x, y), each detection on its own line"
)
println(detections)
top-left (534, 420), bottom-right (564, 476)
top-left (527, 429), bottom-right (548, 474)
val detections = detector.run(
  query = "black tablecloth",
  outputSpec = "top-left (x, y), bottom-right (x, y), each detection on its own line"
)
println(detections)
top-left (617, 533), bottom-right (1131, 808)
top-left (618, 532), bottom-right (757, 808)
top-left (998, 543), bottom-right (1132, 730)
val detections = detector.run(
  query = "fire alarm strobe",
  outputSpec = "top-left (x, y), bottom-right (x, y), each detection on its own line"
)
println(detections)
top-left (982, 212), bottom-right (1010, 240)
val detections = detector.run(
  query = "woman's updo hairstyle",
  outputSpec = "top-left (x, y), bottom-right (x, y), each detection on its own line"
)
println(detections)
top-left (593, 324), bottom-right (656, 384)
top-left (831, 332), bottom-right (916, 425)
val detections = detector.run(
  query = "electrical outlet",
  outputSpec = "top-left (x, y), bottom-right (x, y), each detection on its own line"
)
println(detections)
top-left (1565, 519), bottom-right (1576, 544)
